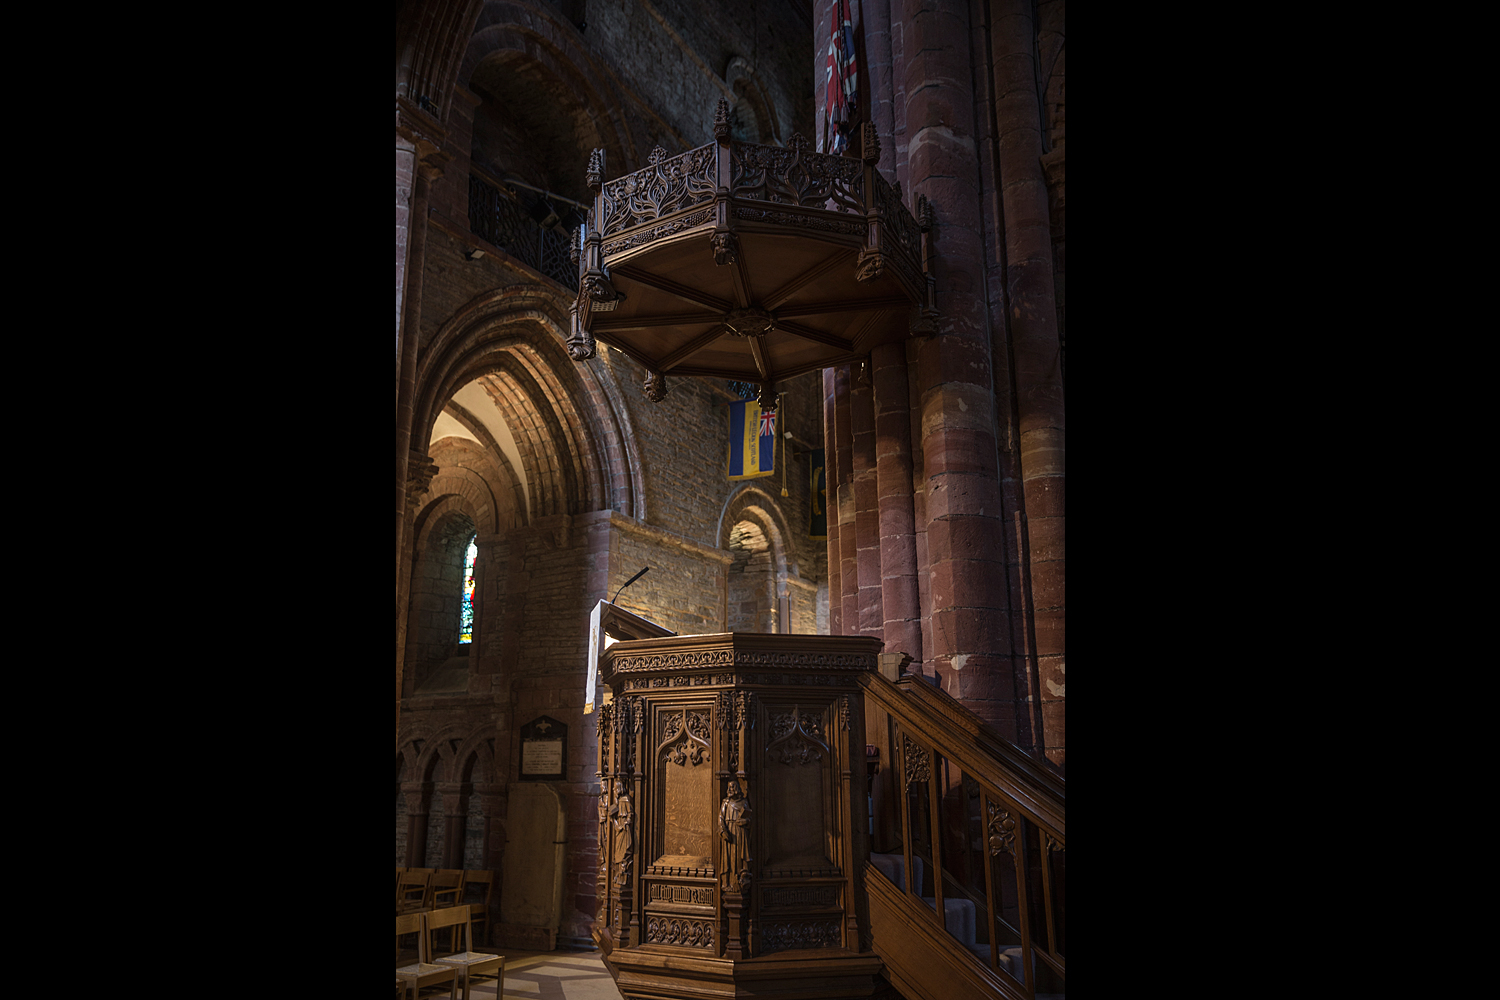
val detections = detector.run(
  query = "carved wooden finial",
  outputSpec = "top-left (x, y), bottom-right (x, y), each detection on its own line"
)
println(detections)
top-left (757, 382), bottom-right (777, 411)
top-left (714, 98), bottom-right (732, 141)
top-left (648, 145), bottom-right (668, 166)
top-left (861, 122), bottom-right (880, 164)
top-left (787, 132), bottom-right (809, 155)
top-left (569, 224), bottom-right (582, 267)
top-left (586, 148), bottom-right (605, 192)
top-left (643, 372), bottom-right (668, 402)
top-left (917, 194), bottom-right (935, 231)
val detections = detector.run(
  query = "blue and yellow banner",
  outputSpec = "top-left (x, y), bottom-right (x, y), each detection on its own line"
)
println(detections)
top-left (809, 449), bottom-right (827, 538)
top-left (727, 399), bottom-right (776, 480)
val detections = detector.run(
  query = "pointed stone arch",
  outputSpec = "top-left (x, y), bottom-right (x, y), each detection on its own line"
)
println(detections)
top-left (414, 284), bottom-right (643, 521)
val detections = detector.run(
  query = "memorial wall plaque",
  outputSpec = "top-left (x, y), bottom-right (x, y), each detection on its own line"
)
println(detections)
top-left (519, 715), bottom-right (567, 781)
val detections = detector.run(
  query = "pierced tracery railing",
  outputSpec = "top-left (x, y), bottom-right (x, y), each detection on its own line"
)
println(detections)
top-left (600, 144), bottom-right (718, 237)
top-left (730, 135), bottom-right (864, 212)
top-left (576, 108), bottom-right (933, 309)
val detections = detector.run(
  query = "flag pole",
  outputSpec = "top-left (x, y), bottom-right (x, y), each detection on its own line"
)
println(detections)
top-left (780, 392), bottom-right (789, 496)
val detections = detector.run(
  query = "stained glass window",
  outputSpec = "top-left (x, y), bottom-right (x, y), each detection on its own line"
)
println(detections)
top-left (458, 536), bottom-right (477, 643)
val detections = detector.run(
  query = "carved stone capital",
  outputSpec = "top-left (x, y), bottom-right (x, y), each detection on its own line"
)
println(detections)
top-left (395, 96), bottom-right (448, 158)
top-left (417, 148), bottom-right (452, 183)
top-left (406, 450), bottom-right (439, 503)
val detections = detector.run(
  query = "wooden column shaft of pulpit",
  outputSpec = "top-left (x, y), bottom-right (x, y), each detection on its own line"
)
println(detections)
top-left (591, 632), bottom-right (885, 1000)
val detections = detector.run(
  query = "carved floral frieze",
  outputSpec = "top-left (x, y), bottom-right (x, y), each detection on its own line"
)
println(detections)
top-left (603, 207), bottom-right (713, 257)
top-left (646, 915), bottom-right (715, 949)
top-left (609, 649), bottom-right (877, 674)
top-left (759, 920), bottom-right (842, 955)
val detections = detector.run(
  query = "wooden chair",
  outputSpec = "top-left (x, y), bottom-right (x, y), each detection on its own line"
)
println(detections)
top-left (397, 870), bottom-right (433, 914)
top-left (430, 870), bottom-right (467, 949)
top-left (395, 911), bottom-right (458, 1000)
top-left (461, 870), bottom-right (495, 946)
top-left (428, 905), bottom-right (505, 1000)
top-left (431, 869), bottom-right (465, 907)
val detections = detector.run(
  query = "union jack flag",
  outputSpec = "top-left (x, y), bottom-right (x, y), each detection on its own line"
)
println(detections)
top-left (759, 408), bottom-right (777, 437)
top-left (824, 0), bottom-right (858, 154)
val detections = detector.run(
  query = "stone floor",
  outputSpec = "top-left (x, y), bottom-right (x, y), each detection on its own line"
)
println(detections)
top-left (402, 947), bottom-right (622, 1000)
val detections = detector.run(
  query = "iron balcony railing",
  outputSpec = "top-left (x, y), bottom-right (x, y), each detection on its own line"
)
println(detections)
top-left (468, 170), bottom-right (577, 291)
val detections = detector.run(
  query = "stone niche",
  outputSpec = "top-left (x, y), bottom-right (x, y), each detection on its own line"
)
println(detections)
top-left (592, 631), bottom-right (885, 1000)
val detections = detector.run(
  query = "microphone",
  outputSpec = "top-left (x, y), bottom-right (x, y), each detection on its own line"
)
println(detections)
top-left (612, 566), bottom-right (651, 604)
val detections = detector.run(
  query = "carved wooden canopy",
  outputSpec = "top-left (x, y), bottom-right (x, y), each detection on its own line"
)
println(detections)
top-left (568, 100), bottom-right (936, 406)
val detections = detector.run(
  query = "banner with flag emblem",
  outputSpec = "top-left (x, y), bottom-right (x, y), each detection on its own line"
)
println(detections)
top-left (809, 448), bottom-right (827, 538)
top-left (727, 399), bottom-right (776, 480)
top-left (824, 0), bottom-right (858, 154)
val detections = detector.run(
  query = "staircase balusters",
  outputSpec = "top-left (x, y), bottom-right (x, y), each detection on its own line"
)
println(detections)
top-left (861, 670), bottom-right (1064, 998)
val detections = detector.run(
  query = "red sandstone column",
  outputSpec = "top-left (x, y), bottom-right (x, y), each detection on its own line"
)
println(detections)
top-left (872, 342), bottom-right (921, 663)
top-left (864, 0), bottom-right (897, 180)
top-left (990, 0), bottom-right (1065, 767)
top-left (850, 363), bottom-right (883, 637)
top-left (889, 0), bottom-right (910, 190)
top-left (833, 365), bottom-right (857, 633)
top-left (901, 0), bottom-right (1015, 739)
top-left (823, 368), bottom-right (842, 634)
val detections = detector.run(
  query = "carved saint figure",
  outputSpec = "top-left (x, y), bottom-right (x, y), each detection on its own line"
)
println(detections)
top-left (719, 780), bottom-right (751, 889)
top-left (610, 787), bottom-right (634, 883)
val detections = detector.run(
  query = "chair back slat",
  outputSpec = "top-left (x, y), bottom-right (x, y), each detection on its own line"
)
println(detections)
top-left (426, 905), bottom-right (471, 932)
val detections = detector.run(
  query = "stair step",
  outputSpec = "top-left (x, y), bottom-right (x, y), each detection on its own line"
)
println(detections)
top-left (920, 897), bottom-right (976, 948)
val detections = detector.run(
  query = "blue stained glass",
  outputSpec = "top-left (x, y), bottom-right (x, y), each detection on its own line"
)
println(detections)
top-left (458, 537), bottom-right (477, 643)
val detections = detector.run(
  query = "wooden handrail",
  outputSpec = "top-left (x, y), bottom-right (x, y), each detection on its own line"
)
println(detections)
top-left (858, 670), bottom-right (1064, 838)
top-left (860, 668), bottom-right (1065, 996)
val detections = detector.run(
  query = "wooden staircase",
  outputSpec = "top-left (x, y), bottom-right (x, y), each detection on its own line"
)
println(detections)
top-left (858, 668), bottom-right (1065, 1000)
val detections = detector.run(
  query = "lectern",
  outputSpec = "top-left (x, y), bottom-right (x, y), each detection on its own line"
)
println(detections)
top-left (592, 631), bottom-right (885, 999)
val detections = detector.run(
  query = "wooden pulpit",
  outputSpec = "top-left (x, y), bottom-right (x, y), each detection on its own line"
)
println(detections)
top-left (592, 632), bottom-right (885, 999)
